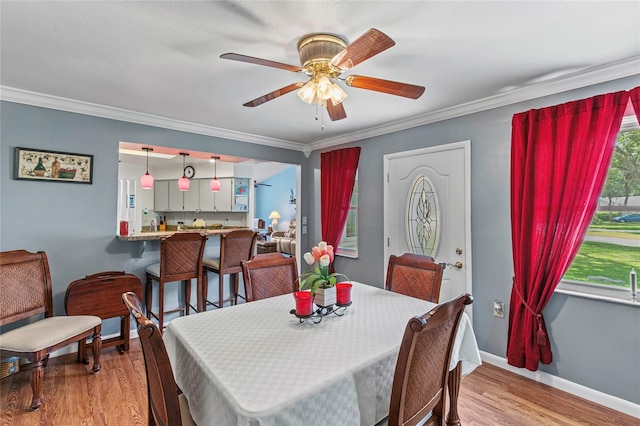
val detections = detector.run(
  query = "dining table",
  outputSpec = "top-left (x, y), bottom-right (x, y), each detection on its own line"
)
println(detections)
top-left (163, 281), bottom-right (482, 426)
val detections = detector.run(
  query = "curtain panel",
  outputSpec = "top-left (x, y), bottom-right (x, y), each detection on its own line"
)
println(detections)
top-left (508, 90), bottom-right (630, 371)
top-left (631, 86), bottom-right (640, 118)
top-left (320, 147), bottom-right (361, 269)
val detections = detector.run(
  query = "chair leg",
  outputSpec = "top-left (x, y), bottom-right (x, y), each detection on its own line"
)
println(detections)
top-left (219, 273), bottom-right (225, 308)
top-left (158, 280), bottom-right (165, 330)
top-left (78, 338), bottom-right (88, 364)
top-left (232, 273), bottom-right (239, 305)
top-left (29, 358), bottom-right (45, 410)
top-left (184, 279), bottom-right (191, 316)
top-left (202, 270), bottom-right (209, 310)
top-left (145, 273), bottom-right (153, 318)
top-left (91, 326), bottom-right (102, 374)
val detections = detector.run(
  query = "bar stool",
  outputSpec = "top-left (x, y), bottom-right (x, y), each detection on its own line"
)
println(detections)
top-left (146, 232), bottom-right (207, 330)
top-left (202, 229), bottom-right (258, 309)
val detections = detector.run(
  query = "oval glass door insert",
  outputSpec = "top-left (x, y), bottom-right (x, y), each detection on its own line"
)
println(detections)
top-left (405, 174), bottom-right (441, 256)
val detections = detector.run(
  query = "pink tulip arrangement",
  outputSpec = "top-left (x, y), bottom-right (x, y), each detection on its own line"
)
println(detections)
top-left (299, 241), bottom-right (350, 296)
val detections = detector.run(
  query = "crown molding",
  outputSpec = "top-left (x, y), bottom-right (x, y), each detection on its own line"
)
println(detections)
top-left (309, 55), bottom-right (640, 151)
top-left (2, 55), bottom-right (638, 154)
top-left (0, 86), bottom-right (306, 152)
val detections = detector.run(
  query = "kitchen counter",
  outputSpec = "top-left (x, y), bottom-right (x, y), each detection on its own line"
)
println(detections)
top-left (118, 227), bottom-right (250, 256)
top-left (117, 228), bottom-right (235, 241)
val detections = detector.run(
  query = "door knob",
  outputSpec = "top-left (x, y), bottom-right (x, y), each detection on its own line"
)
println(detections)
top-left (444, 261), bottom-right (463, 270)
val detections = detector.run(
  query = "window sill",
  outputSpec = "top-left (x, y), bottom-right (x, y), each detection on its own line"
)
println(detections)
top-left (555, 280), bottom-right (639, 307)
top-left (336, 249), bottom-right (358, 259)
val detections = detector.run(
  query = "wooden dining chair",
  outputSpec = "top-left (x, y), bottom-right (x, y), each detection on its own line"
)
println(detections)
top-left (385, 253), bottom-right (444, 303)
top-left (145, 232), bottom-right (207, 330)
top-left (0, 249), bottom-right (102, 410)
top-left (241, 253), bottom-right (299, 302)
top-left (382, 293), bottom-right (473, 426)
top-left (121, 292), bottom-right (195, 426)
top-left (202, 229), bottom-right (258, 309)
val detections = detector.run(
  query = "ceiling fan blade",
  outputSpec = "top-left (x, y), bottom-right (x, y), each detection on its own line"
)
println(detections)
top-left (331, 28), bottom-right (395, 70)
top-left (243, 83), bottom-right (304, 107)
top-left (346, 75), bottom-right (425, 99)
top-left (221, 53), bottom-right (303, 73)
top-left (326, 101), bottom-right (347, 121)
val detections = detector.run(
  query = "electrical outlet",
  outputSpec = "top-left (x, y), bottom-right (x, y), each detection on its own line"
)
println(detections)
top-left (493, 300), bottom-right (505, 318)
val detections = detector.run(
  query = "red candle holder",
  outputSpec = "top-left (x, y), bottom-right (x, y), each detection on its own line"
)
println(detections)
top-left (336, 283), bottom-right (353, 306)
top-left (293, 291), bottom-right (313, 317)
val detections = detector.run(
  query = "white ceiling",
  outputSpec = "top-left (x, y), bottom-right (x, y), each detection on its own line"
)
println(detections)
top-left (1, 1), bottom-right (639, 152)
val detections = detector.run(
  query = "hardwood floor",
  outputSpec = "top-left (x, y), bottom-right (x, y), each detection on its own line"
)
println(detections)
top-left (1, 340), bottom-right (637, 425)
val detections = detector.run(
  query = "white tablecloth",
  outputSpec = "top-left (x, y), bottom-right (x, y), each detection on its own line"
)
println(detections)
top-left (164, 282), bottom-right (481, 426)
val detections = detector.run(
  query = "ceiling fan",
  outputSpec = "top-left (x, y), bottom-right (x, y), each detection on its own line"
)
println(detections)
top-left (220, 28), bottom-right (425, 122)
top-left (254, 180), bottom-right (272, 188)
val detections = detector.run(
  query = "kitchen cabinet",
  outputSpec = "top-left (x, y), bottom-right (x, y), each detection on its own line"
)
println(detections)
top-left (154, 180), bottom-right (169, 211)
top-left (155, 180), bottom-right (190, 211)
top-left (183, 181), bottom-right (199, 211)
top-left (168, 180), bottom-right (183, 211)
top-left (155, 178), bottom-right (235, 212)
top-left (199, 178), bottom-right (233, 212)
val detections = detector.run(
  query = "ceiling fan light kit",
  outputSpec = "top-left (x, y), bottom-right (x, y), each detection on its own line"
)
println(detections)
top-left (221, 28), bottom-right (424, 124)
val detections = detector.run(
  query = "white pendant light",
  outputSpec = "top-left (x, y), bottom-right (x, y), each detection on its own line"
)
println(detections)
top-left (210, 156), bottom-right (221, 192)
top-left (140, 147), bottom-right (154, 189)
top-left (178, 152), bottom-right (190, 191)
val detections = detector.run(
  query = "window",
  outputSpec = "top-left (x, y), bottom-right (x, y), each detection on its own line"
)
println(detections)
top-left (337, 174), bottom-right (358, 258)
top-left (559, 115), bottom-right (640, 303)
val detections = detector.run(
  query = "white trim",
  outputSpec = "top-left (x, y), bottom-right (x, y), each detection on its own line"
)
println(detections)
top-left (480, 351), bottom-right (640, 419)
top-left (310, 56), bottom-right (640, 151)
top-left (0, 86), bottom-right (306, 152)
top-left (2, 56), bottom-right (638, 153)
top-left (556, 280), bottom-right (640, 307)
top-left (383, 140), bottom-right (473, 319)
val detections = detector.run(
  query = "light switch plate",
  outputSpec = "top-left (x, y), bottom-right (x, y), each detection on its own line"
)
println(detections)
top-left (493, 300), bottom-right (505, 318)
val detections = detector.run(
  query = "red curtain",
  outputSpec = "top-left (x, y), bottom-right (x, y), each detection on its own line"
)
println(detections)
top-left (508, 90), bottom-right (629, 371)
top-left (320, 147), bottom-right (361, 264)
top-left (631, 86), bottom-right (640, 119)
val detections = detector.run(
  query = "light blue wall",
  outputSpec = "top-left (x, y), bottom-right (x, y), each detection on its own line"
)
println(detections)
top-left (305, 76), bottom-right (640, 404)
top-left (255, 166), bottom-right (296, 231)
top-left (0, 101), bottom-right (309, 332)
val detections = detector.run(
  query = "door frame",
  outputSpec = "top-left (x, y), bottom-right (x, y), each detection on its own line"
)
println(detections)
top-left (383, 140), bottom-right (472, 311)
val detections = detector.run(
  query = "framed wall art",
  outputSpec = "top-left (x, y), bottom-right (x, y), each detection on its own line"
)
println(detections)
top-left (14, 147), bottom-right (93, 184)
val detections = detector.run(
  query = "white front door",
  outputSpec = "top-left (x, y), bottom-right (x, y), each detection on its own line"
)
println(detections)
top-left (383, 141), bottom-right (472, 317)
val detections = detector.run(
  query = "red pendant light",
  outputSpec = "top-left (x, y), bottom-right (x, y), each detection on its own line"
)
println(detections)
top-left (178, 152), bottom-right (190, 191)
top-left (210, 156), bottom-right (221, 192)
top-left (140, 147), bottom-right (154, 189)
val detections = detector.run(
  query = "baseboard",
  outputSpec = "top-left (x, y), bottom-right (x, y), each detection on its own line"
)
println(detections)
top-left (480, 351), bottom-right (640, 419)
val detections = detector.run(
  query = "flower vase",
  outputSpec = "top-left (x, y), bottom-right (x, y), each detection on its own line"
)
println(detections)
top-left (314, 286), bottom-right (336, 307)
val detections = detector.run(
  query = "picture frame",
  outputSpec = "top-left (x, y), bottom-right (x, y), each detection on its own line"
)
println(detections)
top-left (14, 147), bottom-right (93, 184)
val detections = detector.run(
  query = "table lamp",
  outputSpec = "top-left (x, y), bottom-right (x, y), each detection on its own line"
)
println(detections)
top-left (269, 210), bottom-right (281, 230)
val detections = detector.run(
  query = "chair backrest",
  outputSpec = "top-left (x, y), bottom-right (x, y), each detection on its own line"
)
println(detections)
top-left (0, 250), bottom-right (52, 326)
top-left (385, 253), bottom-right (444, 303)
top-left (241, 253), bottom-right (299, 302)
top-left (159, 232), bottom-right (207, 281)
top-left (219, 229), bottom-right (258, 274)
top-left (122, 291), bottom-right (183, 426)
top-left (388, 293), bottom-right (473, 426)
